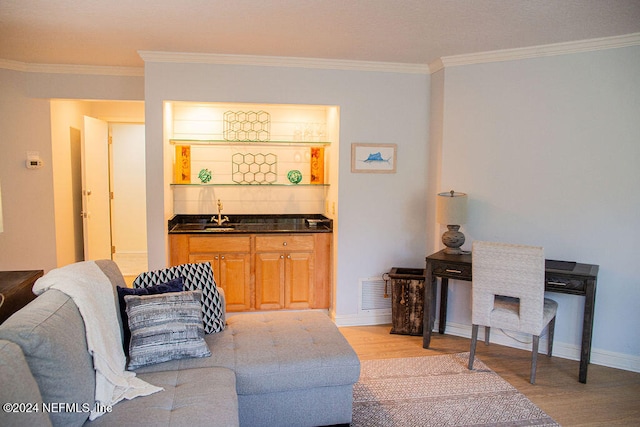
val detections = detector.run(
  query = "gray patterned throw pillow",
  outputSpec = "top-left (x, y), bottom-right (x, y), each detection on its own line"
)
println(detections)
top-left (125, 290), bottom-right (211, 370)
top-left (132, 262), bottom-right (225, 334)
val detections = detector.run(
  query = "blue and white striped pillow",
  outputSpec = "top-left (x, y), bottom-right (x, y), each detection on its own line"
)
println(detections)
top-left (125, 290), bottom-right (211, 370)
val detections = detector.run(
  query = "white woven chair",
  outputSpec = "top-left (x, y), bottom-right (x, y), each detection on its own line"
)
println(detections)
top-left (468, 241), bottom-right (558, 384)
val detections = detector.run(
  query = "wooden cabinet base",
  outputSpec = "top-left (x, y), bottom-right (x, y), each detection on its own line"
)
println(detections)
top-left (170, 233), bottom-right (331, 312)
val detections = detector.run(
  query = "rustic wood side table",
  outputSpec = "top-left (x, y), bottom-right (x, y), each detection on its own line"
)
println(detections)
top-left (0, 270), bottom-right (44, 323)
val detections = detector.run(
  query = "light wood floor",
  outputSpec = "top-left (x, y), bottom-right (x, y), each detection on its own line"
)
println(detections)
top-left (339, 324), bottom-right (640, 426)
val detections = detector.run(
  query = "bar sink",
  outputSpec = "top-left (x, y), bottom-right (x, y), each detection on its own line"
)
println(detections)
top-left (204, 226), bottom-right (236, 232)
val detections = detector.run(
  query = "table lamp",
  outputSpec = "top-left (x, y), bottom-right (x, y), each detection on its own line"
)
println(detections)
top-left (436, 190), bottom-right (467, 254)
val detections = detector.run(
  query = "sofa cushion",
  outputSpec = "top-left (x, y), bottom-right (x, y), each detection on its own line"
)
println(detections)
top-left (126, 290), bottom-right (211, 370)
top-left (223, 311), bottom-right (361, 395)
top-left (117, 277), bottom-right (184, 355)
top-left (134, 311), bottom-right (361, 395)
top-left (0, 290), bottom-right (95, 427)
top-left (0, 340), bottom-right (52, 427)
top-left (133, 262), bottom-right (225, 334)
top-left (85, 367), bottom-right (239, 427)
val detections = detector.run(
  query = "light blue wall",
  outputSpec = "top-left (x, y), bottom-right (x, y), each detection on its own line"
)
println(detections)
top-left (0, 69), bottom-right (144, 272)
top-left (0, 69), bottom-right (57, 271)
top-left (143, 62), bottom-right (430, 319)
top-left (436, 45), bottom-right (640, 369)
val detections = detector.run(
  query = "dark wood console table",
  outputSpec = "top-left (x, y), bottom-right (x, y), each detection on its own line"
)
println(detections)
top-left (0, 270), bottom-right (44, 323)
top-left (423, 250), bottom-right (598, 383)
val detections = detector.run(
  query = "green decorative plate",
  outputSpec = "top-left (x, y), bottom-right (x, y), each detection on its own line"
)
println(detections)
top-left (287, 169), bottom-right (302, 184)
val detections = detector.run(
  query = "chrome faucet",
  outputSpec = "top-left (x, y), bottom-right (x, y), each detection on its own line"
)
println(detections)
top-left (211, 200), bottom-right (229, 225)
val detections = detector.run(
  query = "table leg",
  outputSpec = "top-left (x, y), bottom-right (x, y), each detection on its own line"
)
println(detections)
top-left (439, 277), bottom-right (449, 334)
top-left (422, 263), bottom-right (435, 348)
top-left (579, 277), bottom-right (597, 383)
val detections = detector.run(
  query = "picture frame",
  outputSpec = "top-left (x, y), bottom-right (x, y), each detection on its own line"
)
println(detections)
top-left (351, 143), bottom-right (397, 173)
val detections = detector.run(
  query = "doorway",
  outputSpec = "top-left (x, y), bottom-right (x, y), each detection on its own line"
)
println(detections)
top-left (51, 100), bottom-right (147, 275)
top-left (109, 123), bottom-right (148, 277)
top-left (79, 118), bottom-right (147, 276)
top-left (69, 127), bottom-right (84, 262)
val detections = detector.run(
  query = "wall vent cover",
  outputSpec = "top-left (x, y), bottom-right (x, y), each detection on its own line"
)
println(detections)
top-left (358, 277), bottom-right (391, 313)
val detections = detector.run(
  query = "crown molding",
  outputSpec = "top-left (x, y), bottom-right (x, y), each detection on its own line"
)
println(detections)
top-left (138, 51), bottom-right (430, 74)
top-left (431, 32), bottom-right (640, 72)
top-left (27, 63), bottom-right (144, 76)
top-left (0, 58), bottom-right (143, 76)
top-left (0, 58), bottom-right (28, 72)
top-left (4, 32), bottom-right (637, 77)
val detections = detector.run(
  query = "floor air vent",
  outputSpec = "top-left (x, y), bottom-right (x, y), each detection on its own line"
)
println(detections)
top-left (358, 277), bottom-right (392, 313)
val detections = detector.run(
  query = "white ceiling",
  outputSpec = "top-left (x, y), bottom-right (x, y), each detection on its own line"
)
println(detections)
top-left (1, 0), bottom-right (639, 68)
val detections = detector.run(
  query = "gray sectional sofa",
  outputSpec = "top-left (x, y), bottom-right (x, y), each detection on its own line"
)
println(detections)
top-left (0, 260), bottom-right (360, 427)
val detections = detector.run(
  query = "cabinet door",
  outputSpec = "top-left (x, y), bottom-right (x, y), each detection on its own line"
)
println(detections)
top-left (219, 253), bottom-right (251, 311)
top-left (285, 252), bottom-right (314, 309)
top-left (189, 253), bottom-right (219, 281)
top-left (255, 252), bottom-right (284, 310)
top-left (189, 253), bottom-right (251, 312)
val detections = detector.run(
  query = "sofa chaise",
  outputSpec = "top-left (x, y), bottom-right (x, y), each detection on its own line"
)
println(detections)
top-left (0, 260), bottom-right (360, 427)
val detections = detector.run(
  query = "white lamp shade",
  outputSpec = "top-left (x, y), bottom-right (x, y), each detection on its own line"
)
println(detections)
top-left (436, 191), bottom-right (468, 225)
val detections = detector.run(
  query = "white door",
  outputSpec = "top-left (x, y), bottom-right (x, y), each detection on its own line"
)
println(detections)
top-left (110, 123), bottom-right (147, 275)
top-left (81, 116), bottom-right (112, 260)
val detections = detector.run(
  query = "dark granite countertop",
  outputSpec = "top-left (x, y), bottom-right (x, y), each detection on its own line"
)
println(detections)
top-left (168, 214), bottom-right (333, 234)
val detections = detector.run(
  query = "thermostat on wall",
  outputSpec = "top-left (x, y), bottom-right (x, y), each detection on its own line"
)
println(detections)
top-left (26, 151), bottom-right (43, 169)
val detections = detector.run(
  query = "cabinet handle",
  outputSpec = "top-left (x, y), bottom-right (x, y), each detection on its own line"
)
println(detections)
top-left (214, 256), bottom-right (219, 260)
top-left (221, 256), bottom-right (225, 260)
top-left (280, 255), bottom-right (284, 259)
top-left (445, 269), bottom-right (462, 274)
top-left (547, 281), bottom-right (567, 286)
top-left (283, 242), bottom-right (287, 246)
top-left (287, 255), bottom-right (291, 259)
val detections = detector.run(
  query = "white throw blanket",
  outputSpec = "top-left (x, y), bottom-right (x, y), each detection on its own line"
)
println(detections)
top-left (33, 261), bottom-right (163, 420)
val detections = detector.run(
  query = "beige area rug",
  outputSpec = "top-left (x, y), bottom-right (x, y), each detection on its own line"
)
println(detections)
top-left (352, 353), bottom-right (560, 427)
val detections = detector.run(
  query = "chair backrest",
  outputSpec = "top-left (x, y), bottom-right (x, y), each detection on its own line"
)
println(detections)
top-left (471, 241), bottom-right (545, 335)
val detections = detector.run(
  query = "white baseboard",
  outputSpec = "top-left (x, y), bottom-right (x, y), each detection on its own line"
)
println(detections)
top-left (442, 320), bottom-right (574, 358)
top-left (334, 311), bottom-right (391, 327)
top-left (586, 346), bottom-right (640, 373)
top-left (439, 321), bottom-right (640, 374)
top-left (334, 315), bottom-right (640, 374)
